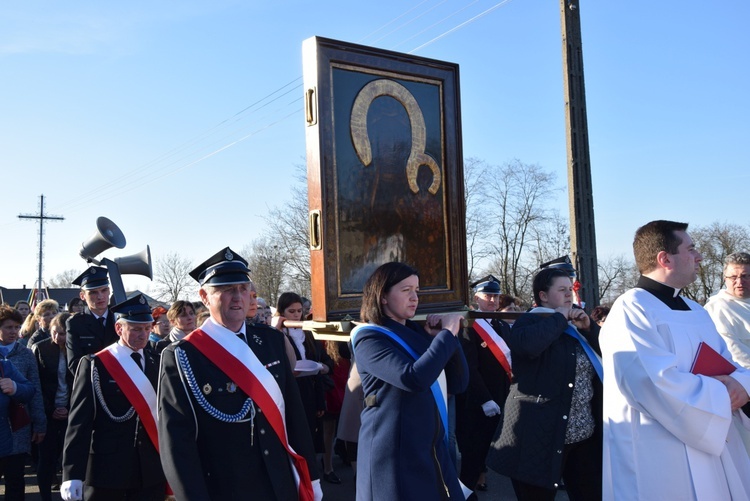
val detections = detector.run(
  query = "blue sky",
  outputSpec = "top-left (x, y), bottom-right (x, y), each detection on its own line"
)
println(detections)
top-left (1, 0), bottom-right (748, 295)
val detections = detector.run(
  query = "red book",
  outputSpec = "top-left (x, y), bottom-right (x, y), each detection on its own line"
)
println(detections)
top-left (690, 342), bottom-right (736, 376)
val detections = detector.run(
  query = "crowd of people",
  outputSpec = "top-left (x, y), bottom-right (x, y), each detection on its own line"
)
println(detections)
top-left (2, 219), bottom-right (750, 500)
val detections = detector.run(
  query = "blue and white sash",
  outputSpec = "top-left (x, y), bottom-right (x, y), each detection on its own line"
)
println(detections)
top-left (351, 324), bottom-right (449, 447)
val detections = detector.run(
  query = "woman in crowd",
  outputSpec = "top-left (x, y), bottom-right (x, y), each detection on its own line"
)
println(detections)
top-left (488, 267), bottom-right (602, 500)
top-left (0, 339), bottom-right (35, 460)
top-left (149, 306), bottom-right (170, 343)
top-left (255, 298), bottom-right (273, 325)
top-left (32, 312), bottom-right (71, 501)
top-left (155, 300), bottom-right (196, 352)
top-left (13, 302), bottom-right (30, 322)
top-left (274, 292), bottom-right (332, 455)
top-left (352, 262), bottom-right (468, 500)
top-left (0, 305), bottom-right (45, 500)
top-left (26, 299), bottom-right (60, 348)
top-left (320, 340), bottom-right (351, 484)
top-left (18, 311), bottom-right (38, 347)
top-left (66, 298), bottom-right (85, 315)
top-left (590, 305), bottom-right (611, 326)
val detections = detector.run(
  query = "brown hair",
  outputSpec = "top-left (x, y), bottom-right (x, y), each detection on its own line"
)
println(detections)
top-left (0, 305), bottom-right (23, 325)
top-left (51, 312), bottom-right (71, 333)
top-left (497, 294), bottom-right (517, 310)
top-left (360, 262), bottom-right (419, 325)
top-left (633, 220), bottom-right (688, 274)
top-left (167, 301), bottom-right (195, 324)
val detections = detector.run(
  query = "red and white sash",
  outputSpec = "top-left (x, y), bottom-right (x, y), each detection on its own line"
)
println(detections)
top-left (96, 344), bottom-right (159, 451)
top-left (473, 319), bottom-right (513, 382)
top-left (184, 320), bottom-right (314, 501)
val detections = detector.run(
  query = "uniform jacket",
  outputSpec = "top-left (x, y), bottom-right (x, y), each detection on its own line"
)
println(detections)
top-left (455, 318), bottom-right (512, 485)
top-left (62, 346), bottom-right (165, 490)
top-left (459, 318), bottom-right (512, 408)
top-left (354, 318), bottom-right (469, 501)
top-left (2, 343), bottom-right (46, 455)
top-left (158, 321), bottom-right (319, 501)
top-left (32, 338), bottom-right (73, 417)
top-left (487, 311), bottom-right (602, 489)
top-left (65, 308), bottom-right (118, 375)
top-left (0, 359), bottom-right (35, 457)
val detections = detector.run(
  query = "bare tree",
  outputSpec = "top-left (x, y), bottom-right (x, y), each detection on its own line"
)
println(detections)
top-left (597, 255), bottom-right (638, 305)
top-left (482, 159), bottom-right (563, 297)
top-left (264, 165), bottom-right (311, 296)
top-left (464, 157), bottom-right (493, 282)
top-left (152, 252), bottom-right (195, 303)
top-left (242, 236), bottom-right (289, 306)
top-left (47, 269), bottom-right (81, 288)
top-left (683, 222), bottom-right (750, 303)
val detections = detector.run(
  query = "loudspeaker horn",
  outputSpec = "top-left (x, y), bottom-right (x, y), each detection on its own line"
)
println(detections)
top-left (79, 217), bottom-right (127, 260)
top-left (114, 245), bottom-right (153, 280)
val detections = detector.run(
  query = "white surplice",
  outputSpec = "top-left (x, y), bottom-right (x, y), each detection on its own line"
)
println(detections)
top-left (601, 288), bottom-right (750, 501)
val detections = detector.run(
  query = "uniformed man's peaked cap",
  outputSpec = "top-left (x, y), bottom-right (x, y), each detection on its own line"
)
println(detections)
top-left (111, 293), bottom-right (153, 323)
top-left (189, 247), bottom-right (251, 286)
top-left (471, 274), bottom-right (502, 294)
top-left (540, 255), bottom-right (576, 277)
top-left (72, 266), bottom-right (109, 290)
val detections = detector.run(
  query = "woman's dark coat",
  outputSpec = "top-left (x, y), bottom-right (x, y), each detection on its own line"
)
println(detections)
top-left (487, 311), bottom-right (602, 489)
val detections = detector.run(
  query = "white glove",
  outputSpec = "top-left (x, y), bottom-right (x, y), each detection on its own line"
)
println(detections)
top-left (481, 400), bottom-right (501, 417)
top-left (60, 479), bottom-right (83, 501)
top-left (313, 478), bottom-right (324, 501)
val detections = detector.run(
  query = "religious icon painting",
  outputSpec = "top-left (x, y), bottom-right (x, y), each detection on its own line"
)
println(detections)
top-left (303, 36), bottom-right (468, 321)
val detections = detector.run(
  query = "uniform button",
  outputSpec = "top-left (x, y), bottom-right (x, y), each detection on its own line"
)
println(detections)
top-left (556, 450), bottom-right (562, 454)
top-left (568, 383), bottom-right (574, 388)
top-left (274, 374), bottom-right (279, 378)
top-left (257, 408), bottom-right (262, 413)
top-left (562, 415), bottom-right (568, 420)
top-left (260, 428), bottom-right (266, 435)
top-left (264, 449), bottom-right (270, 456)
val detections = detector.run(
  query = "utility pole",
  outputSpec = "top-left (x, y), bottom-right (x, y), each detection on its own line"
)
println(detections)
top-left (560, 0), bottom-right (599, 309)
top-left (18, 194), bottom-right (65, 289)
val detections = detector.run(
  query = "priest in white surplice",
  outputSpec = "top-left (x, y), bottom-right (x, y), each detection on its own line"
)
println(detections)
top-left (601, 220), bottom-right (750, 501)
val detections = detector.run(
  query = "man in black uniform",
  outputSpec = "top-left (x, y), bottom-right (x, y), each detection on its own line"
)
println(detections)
top-left (66, 266), bottom-right (118, 374)
top-left (157, 247), bottom-right (321, 500)
top-left (456, 276), bottom-right (513, 497)
top-left (61, 293), bottom-right (166, 501)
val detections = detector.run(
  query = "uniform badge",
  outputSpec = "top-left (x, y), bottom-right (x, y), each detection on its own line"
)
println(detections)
top-left (252, 334), bottom-right (263, 345)
top-left (202, 383), bottom-right (212, 395)
top-left (480, 341), bottom-right (488, 348)
top-left (139, 296), bottom-right (146, 304)
top-left (225, 249), bottom-right (234, 261)
top-left (226, 382), bottom-right (238, 393)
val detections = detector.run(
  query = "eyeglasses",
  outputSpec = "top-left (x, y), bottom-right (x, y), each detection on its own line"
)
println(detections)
top-left (725, 274), bottom-right (750, 282)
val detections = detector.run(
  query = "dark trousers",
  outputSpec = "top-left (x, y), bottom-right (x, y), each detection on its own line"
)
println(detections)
top-left (83, 483), bottom-right (165, 501)
top-left (37, 417), bottom-right (67, 501)
top-left (457, 410), bottom-right (500, 490)
top-left (511, 435), bottom-right (602, 501)
top-left (0, 453), bottom-right (27, 501)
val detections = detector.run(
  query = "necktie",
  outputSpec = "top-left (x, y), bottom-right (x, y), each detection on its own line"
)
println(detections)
top-left (130, 352), bottom-right (143, 371)
top-left (237, 333), bottom-right (247, 345)
top-left (100, 316), bottom-right (106, 328)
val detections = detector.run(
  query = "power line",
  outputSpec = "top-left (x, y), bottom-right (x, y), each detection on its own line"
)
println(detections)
top-left (409, 0), bottom-right (515, 53)
top-left (391, 0), bottom-right (481, 50)
top-left (45, 1), bottom-right (513, 213)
